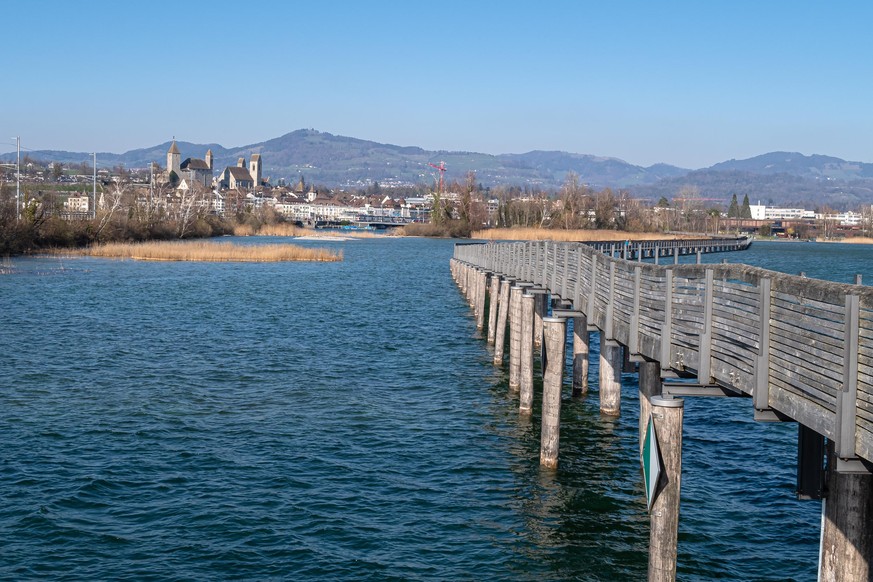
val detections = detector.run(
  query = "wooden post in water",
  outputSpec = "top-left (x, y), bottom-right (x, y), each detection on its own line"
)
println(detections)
top-left (520, 293), bottom-right (535, 413)
top-left (819, 443), bottom-right (873, 581)
top-left (534, 291), bottom-right (546, 350)
top-left (493, 279), bottom-right (511, 366)
top-left (475, 270), bottom-right (487, 331)
top-left (487, 275), bottom-right (500, 344)
top-left (508, 285), bottom-right (523, 391)
top-left (572, 314), bottom-right (589, 396)
top-left (540, 316), bottom-right (567, 468)
top-left (638, 359), bottom-right (661, 453)
top-left (648, 395), bottom-right (684, 582)
top-left (599, 339), bottom-right (622, 415)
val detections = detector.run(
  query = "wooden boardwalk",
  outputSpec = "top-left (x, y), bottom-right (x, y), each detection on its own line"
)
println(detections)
top-left (451, 238), bottom-right (873, 581)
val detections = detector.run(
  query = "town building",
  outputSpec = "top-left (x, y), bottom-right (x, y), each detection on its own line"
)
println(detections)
top-left (749, 204), bottom-right (815, 221)
top-left (164, 140), bottom-right (213, 188)
top-left (217, 154), bottom-right (263, 191)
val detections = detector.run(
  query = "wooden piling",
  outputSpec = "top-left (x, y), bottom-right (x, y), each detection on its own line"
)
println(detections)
top-left (534, 291), bottom-right (546, 350)
top-left (509, 285), bottom-right (522, 391)
top-left (599, 339), bottom-right (622, 416)
top-left (487, 274), bottom-right (500, 344)
top-left (540, 316), bottom-right (567, 468)
top-left (475, 270), bottom-right (487, 330)
top-left (493, 279), bottom-right (511, 366)
top-left (648, 395), bottom-right (684, 582)
top-left (572, 314), bottom-right (589, 396)
top-left (819, 443), bottom-right (873, 581)
top-left (520, 293), bottom-right (535, 413)
top-left (638, 359), bottom-right (661, 453)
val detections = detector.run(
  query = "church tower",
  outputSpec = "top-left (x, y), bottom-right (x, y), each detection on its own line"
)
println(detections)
top-left (205, 149), bottom-right (213, 171)
top-left (167, 140), bottom-right (181, 176)
top-left (249, 154), bottom-right (262, 186)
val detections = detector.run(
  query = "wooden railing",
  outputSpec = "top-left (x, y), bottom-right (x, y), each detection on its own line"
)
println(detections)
top-left (453, 240), bottom-right (873, 468)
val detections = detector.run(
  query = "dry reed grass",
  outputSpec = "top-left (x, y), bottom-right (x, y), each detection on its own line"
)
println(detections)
top-left (233, 223), bottom-right (381, 239)
top-left (75, 240), bottom-right (342, 262)
top-left (471, 228), bottom-right (701, 242)
top-left (818, 237), bottom-right (873, 245)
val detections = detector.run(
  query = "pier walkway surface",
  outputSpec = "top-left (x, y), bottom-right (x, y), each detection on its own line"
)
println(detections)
top-left (451, 237), bottom-right (873, 581)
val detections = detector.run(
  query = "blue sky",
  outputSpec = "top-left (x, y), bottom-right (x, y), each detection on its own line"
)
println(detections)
top-left (3, 0), bottom-right (872, 168)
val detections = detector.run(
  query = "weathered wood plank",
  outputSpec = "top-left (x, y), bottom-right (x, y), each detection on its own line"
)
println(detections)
top-left (769, 318), bottom-right (845, 354)
top-left (769, 385), bottom-right (835, 438)
top-left (769, 360), bottom-right (840, 409)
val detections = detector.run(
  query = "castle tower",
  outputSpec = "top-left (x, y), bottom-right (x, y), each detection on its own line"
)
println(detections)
top-left (250, 154), bottom-right (262, 186)
top-left (205, 149), bottom-right (213, 171)
top-left (237, 157), bottom-right (246, 167)
top-left (167, 140), bottom-right (181, 176)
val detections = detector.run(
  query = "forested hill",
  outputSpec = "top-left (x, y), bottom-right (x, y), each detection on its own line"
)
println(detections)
top-left (5, 130), bottom-right (873, 209)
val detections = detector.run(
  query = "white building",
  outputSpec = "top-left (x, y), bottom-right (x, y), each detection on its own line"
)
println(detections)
top-left (816, 210), bottom-right (862, 226)
top-left (749, 204), bottom-right (815, 220)
top-left (64, 195), bottom-right (90, 213)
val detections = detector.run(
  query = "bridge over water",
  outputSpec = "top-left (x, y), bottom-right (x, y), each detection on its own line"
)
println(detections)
top-left (451, 237), bottom-right (873, 581)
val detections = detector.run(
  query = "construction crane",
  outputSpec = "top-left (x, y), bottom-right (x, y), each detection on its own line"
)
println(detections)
top-left (428, 161), bottom-right (446, 194)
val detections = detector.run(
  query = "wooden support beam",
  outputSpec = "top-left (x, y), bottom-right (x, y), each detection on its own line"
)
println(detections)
top-left (820, 442), bottom-right (873, 581)
top-left (572, 314), bottom-right (589, 397)
top-left (520, 293), bottom-right (535, 413)
top-left (648, 395), bottom-right (685, 582)
top-left (600, 339), bottom-right (622, 416)
top-left (493, 279), bottom-right (511, 366)
top-left (509, 285), bottom-right (523, 391)
top-left (540, 316), bottom-right (567, 468)
top-left (475, 270), bottom-right (487, 331)
top-left (487, 274), bottom-right (500, 345)
top-left (639, 359), bottom-right (661, 454)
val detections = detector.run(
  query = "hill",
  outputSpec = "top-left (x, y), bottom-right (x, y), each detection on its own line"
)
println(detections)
top-left (1, 129), bottom-right (686, 190)
top-left (4, 131), bottom-right (873, 209)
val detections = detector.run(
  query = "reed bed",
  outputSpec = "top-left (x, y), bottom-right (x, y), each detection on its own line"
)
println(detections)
top-left (233, 223), bottom-right (381, 239)
top-left (75, 240), bottom-right (342, 262)
top-left (819, 237), bottom-right (873, 245)
top-left (471, 228), bottom-right (701, 242)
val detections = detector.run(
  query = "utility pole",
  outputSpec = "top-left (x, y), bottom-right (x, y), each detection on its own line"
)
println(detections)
top-left (92, 152), bottom-right (96, 219)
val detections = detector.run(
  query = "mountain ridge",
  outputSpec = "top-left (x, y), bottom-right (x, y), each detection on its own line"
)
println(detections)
top-left (4, 130), bottom-right (873, 208)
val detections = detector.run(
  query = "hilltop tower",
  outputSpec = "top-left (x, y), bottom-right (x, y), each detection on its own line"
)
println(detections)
top-left (167, 140), bottom-right (181, 176)
top-left (205, 149), bottom-right (213, 171)
top-left (250, 154), bottom-right (262, 186)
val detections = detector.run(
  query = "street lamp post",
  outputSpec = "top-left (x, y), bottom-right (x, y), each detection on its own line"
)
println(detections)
top-left (92, 152), bottom-right (96, 219)
top-left (13, 136), bottom-right (20, 220)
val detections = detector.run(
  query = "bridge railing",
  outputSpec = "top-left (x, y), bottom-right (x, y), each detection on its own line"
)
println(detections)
top-left (454, 240), bottom-right (873, 466)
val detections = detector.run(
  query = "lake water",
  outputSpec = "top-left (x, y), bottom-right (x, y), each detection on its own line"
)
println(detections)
top-left (1, 237), bottom-right (868, 580)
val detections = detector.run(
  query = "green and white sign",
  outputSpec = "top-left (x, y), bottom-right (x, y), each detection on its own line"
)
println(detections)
top-left (641, 414), bottom-right (661, 513)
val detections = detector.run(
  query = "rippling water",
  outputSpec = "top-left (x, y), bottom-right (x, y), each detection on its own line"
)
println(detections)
top-left (1, 237), bottom-right (864, 580)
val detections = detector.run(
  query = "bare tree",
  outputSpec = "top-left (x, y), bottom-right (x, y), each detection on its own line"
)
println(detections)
top-left (95, 179), bottom-right (127, 239)
top-left (593, 188), bottom-right (617, 229)
top-left (176, 181), bottom-right (207, 238)
top-left (557, 172), bottom-right (589, 229)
